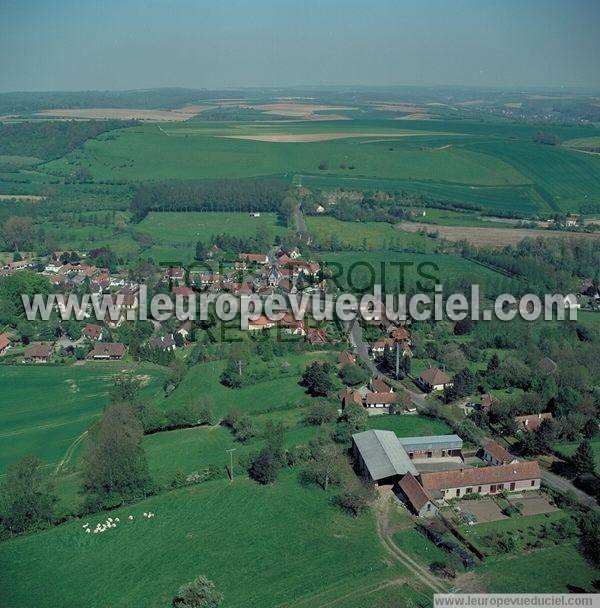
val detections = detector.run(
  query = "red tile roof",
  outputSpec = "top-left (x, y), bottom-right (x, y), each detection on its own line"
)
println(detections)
top-left (364, 392), bottom-right (400, 405)
top-left (88, 342), bottom-right (126, 358)
top-left (24, 342), bottom-right (54, 359)
top-left (484, 440), bottom-right (515, 464)
top-left (420, 461), bottom-right (540, 492)
top-left (338, 352), bottom-right (356, 366)
top-left (371, 377), bottom-right (392, 393)
top-left (0, 333), bottom-right (10, 351)
top-left (390, 327), bottom-right (411, 341)
top-left (398, 472), bottom-right (435, 512)
top-left (419, 368), bottom-right (451, 386)
top-left (83, 324), bottom-right (102, 340)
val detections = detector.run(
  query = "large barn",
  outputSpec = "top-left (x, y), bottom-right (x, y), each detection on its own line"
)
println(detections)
top-left (352, 430), bottom-right (418, 485)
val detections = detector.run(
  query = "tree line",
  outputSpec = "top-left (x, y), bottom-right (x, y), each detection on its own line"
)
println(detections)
top-left (130, 180), bottom-right (288, 222)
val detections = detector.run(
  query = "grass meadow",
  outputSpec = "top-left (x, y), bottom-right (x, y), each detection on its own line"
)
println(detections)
top-left (135, 211), bottom-right (287, 244)
top-left (0, 362), bottom-right (166, 474)
top-left (39, 119), bottom-right (600, 214)
top-left (306, 216), bottom-right (438, 251)
top-left (0, 471), bottom-right (414, 608)
top-left (475, 544), bottom-right (598, 593)
top-left (163, 352), bottom-right (334, 418)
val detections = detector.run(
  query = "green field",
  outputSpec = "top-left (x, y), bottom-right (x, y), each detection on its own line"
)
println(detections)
top-left (460, 509), bottom-right (568, 555)
top-left (475, 544), bottom-right (598, 593)
top-left (555, 438), bottom-right (600, 469)
top-left (136, 211), bottom-right (287, 244)
top-left (0, 363), bottom-right (166, 474)
top-left (145, 407), bottom-right (317, 484)
top-left (164, 353), bottom-right (333, 418)
top-left (0, 471), bottom-right (409, 608)
top-left (306, 216), bottom-right (437, 251)
top-left (36, 120), bottom-right (600, 215)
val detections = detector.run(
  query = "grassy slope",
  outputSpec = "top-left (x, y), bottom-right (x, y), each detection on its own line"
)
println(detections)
top-left (0, 472), bottom-right (396, 608)
top-left (476, 545), bottom-right (598, 593)
top-left (0, 362), bottom-right (166, 473)
top-left (135, 211), bottom-right (287, 244)
top-left (163, 353), bottom-right (333, 418)
top-left (42, 121), bottom-right (522, 183)
top-left (306, 216), bottom-right (437, 251)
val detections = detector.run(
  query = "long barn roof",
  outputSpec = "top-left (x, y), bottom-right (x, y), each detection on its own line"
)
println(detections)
top-left (353, 430), bottom-right (418, 481)
top-left (398, 434), bottom-right (463, 452)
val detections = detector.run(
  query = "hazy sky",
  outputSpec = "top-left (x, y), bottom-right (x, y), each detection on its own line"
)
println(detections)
top-left (1, 0), bottom-right (599, 92)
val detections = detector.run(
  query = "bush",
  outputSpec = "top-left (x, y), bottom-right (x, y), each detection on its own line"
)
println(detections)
top-left (335, 480), bottom-right (376, 516)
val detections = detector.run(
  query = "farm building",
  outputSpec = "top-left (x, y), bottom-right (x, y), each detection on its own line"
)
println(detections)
top-left (397, 435), bottom-right (463, 461)
top-left (417, 368), bottom-right (452, 392)
top-left (87, 343), bottom-right (126, 360)
top-left (420, 461), bottom-right (541, 502)
top-left (364, 391), bottom-right (401, 409)
top-left (370, 377), bottom-right (392, 393)
top-left (24, 342), bottom-right (54, 363)
top-left (395, 472), bottom-right (438, 517)
top-left (483, 440), bottom-right (517, 466)
top-left (352, 430), bottom-right (418, 485)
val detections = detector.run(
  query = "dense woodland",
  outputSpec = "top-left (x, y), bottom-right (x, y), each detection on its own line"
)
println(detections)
top-left (131, 180), bottom-right (288, 222)
top-left (0, 120), bottom-right (137, 160)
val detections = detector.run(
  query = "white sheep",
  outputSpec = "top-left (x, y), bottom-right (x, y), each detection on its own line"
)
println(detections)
top-left (86, 529), bottom-right (91, 534)
top-left (128, 515), bottom-right (134, 520)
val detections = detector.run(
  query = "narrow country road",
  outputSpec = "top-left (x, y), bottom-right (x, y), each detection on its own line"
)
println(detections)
top-left (294, 203), bottom-right (307, 233)
top-left (540, 468), bottom-right (598, 509)
top-left (375, 491), bottom-right (448, 595)
top-left (348, 318), bottom-right (426, 408)
top-left (489, 436), bottom-right (598, 509)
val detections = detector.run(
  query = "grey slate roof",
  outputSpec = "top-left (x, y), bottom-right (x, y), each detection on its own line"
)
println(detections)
top-left (398, 434), bottom-right (463, 452)
top-left (353, 430), bottom-right (418, 480)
